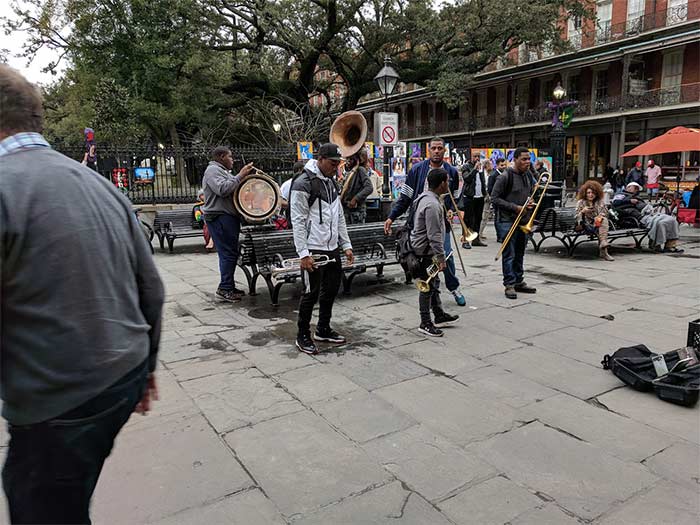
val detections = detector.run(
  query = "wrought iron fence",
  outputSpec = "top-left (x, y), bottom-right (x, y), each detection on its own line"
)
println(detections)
top-left (57, 144), bottom-right (297, 204)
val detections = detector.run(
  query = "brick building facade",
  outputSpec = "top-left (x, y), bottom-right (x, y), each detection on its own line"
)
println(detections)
top-left (358, 0), bottom-right (700, 186)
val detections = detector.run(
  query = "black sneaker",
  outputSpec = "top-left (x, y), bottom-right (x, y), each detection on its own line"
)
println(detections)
top-left (296, 334), bottom-right (318, 355)
top-left (314, 327), bottom-right (346, 344)
top-left (461, 242), bottom-right (472, 249)
top-left (215, 288), bottom-right (241, 302)
top-left (472, 239), bottom-right (488, 247)
top-left (434, 312), bottom-right (459, 327)
top-left (504, 286), bottom-right (517, 300)
top-left (418, 323), bottom-right (444, 337)
top-left (231, 287), bottom-right (246, 297)
top-left (514, 282), bottom-right (537, 294)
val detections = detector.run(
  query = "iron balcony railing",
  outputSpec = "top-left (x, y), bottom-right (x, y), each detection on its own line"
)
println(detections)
top-left (398, 83), bottom-right (699, 138)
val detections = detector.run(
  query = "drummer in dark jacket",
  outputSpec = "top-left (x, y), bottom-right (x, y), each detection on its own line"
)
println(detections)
top-left (491, 147), bottom-right (538, 300)
top-left (201, 146), bottom-right (254, 302)
top-left (340, 149), bottom-right (374, 224)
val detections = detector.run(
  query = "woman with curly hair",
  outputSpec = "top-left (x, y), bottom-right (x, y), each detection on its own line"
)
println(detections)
top-left (575, 180), bottom-right (614, 261)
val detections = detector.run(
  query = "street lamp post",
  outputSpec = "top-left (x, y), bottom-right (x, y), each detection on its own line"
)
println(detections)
top-left (373, 56), bottom-right (399, 202)
top-left (547, 83), bottom-right (577, 200)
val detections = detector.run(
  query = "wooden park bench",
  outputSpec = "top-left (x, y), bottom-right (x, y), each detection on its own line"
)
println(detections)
top-left (237, 222), bottom-right (404, 305)
top-left (153, 209), bottom-right (202, 253)
top-left (529, 207), bottom-right (649, 257)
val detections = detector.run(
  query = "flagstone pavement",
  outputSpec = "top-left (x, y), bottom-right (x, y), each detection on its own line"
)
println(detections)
top-left (3, 223), bottom-right (699, 524)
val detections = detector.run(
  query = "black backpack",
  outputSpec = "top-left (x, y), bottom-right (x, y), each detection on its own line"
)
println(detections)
top-left (285, 172), bottom-right (325, 228)
top-left (396, 193), bottom-right (429, 277)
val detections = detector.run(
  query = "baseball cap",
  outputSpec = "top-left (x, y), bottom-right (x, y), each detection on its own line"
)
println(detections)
top-left (635, 161), bottom-right (641, 168)
top-left (318, 143), bottom-right (342, 161)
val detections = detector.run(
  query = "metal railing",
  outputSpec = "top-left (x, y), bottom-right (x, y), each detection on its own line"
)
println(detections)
top-left (518, 2), bottom-right (696, 65)
top-left (397, 83), bottom-right (699, 137)
top-left (56, 145), bottom-right (297, 204)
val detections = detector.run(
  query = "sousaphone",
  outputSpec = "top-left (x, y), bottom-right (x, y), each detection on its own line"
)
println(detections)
top-left (329, 110), bottom-right (368, 158)
top-left (232, 167), bottom-right (282, 224)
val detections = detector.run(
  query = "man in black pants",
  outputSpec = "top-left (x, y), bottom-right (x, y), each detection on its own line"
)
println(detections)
top-left (290, 143), bottom-right (354, 354)
top-left (202, 146), bottom-right (254, 302)
top-left (491, 147), bottom-right (538, 300)
top-left (460, 158), bottom-right (487, 248)
top-left (410, 169), bottom-right (459, 336)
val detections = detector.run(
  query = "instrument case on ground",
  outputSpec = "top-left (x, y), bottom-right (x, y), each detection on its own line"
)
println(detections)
top-left (602, 344), bottom-right (700, 407)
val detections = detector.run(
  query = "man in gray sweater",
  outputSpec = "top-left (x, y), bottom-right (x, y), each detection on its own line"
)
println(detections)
top-left (201, 147), bottom-right (254, 302)
top-left (410, 169), bottom-right (459, 337)
top-left (0, 65), bottom-right (164, 524)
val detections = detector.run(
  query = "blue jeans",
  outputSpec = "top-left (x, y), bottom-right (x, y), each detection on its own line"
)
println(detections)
top-left (3, 360), bottom-right (148, 524)
top-left (495, 221), bottom-right (527, 287)
top-left (443, 231), bottom-right (460, 292)
top-left (205, 214), bottom-right (241, 291)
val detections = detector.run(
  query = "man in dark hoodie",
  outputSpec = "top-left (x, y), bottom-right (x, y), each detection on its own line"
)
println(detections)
top-left (201, 147), bottom-right (254, 302)
top-left (340, 149), bottom-right (374, 224)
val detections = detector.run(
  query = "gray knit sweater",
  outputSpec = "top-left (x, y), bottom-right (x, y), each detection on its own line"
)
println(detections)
top-left (1, 146), bottom-right (164, 425)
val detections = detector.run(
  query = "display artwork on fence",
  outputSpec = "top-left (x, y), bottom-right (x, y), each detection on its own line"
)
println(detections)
top-left (134, 167), bottom-right (155, 184)
top-left (297, 142), bottom-right (313, 160)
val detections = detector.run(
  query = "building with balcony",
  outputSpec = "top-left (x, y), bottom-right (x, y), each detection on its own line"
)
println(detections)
top-left (358, 0), bottom-right (700, 187)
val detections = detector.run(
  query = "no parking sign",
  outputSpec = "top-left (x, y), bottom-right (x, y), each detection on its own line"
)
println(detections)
top-left (374, 112), bottom-right (399, 146)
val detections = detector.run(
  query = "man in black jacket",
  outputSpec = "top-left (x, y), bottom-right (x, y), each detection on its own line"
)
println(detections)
top-left (340, 150), bottom-right (374, 224)
top-left (491, 147), bottom-right (538, 299)
top-left (460, 158), bottom-right (487, 248)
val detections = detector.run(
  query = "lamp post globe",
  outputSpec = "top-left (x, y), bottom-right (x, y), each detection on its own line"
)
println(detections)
top-left (272, 122), bottom-right (281, 133)
top-left (553, 83), bottom-right (566, 101)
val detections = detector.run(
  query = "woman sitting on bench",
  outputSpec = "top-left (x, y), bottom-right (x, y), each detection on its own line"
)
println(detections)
top-left (575, 180), bottom-right (614, 261)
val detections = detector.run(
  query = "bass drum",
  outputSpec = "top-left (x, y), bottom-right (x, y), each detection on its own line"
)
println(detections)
top-left (232, 172), bottom-right (281, 224)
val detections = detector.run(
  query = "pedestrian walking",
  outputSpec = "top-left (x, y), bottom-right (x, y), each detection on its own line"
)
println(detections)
top-left (645, 159), bottom-right (662, 201)
top-left (0, 64), bottom-right (164, 525)
top-left (479, 159), bottom-right (494, 241)
top-left (460, 157), bottom-right (488, 248)
top-left (625, 161), bottom-right (644, 187)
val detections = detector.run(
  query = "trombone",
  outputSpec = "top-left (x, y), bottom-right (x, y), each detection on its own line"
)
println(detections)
top-left (445, 189), bottom-right (478, 244)
top-left (416, 251), bottom-right (454, 292)
top-left (494, 171), bottom-right (551, 261)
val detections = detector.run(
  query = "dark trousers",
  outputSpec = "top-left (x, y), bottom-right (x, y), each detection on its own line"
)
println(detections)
top-left (418, 256), bottom-right (444, 325)
top-left (206, 214), bottom-right (241, 291)
top-left (495, 221), bottom-right (527, 287)
top-left (297, 249), bottom-right (342, 336)
top-left (463, 197), bottom-right (485, 238)
top-left (442, 231), bottom-right (460, 292)
top-left (2, 361), bottom-right (148, 525)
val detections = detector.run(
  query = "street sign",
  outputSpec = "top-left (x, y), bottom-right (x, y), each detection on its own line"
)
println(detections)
top-left (374, 112), bottom-right (399, 146)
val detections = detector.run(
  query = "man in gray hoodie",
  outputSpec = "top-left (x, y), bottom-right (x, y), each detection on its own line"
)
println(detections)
top-left (201, 147), bottom-right (254, 302)
top-left (410, 169), bottom-right (459, 337)
top-left (0, 64), bottom-right (164, 524)
top-left (289, 143), bottom-right (354, 354)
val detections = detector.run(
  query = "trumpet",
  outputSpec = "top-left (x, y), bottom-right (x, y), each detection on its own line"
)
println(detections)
top-left (494, 171), bottom-right (551, 261)
top-left (415, 251), bottom-right (454, 293)
top-left (271, 255), bottom-right (332, 278)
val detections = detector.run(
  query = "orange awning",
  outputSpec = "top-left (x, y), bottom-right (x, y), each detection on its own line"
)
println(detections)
top-left (622, 126), bottom-right (700, 157)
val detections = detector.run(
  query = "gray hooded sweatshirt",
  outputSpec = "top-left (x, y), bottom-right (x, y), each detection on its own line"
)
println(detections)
top-left (201, 160), bottom-right (241, 218)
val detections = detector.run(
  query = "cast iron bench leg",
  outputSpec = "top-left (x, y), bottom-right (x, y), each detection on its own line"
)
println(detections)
top-left (167, 236), bottom-right (175, 253)
top-left (343, 270), bottom-right (364, 295)
top-left (238, 265), bottom-right (256, 296)
top-left (156, 232), bottom-right (166, 251)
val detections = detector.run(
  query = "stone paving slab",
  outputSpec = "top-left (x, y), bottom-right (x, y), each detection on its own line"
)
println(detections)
top-left (226, 410), bottom-right (392, 518)
top-left (294, 481), bottom-right (453, 525)
top-left (147, 489), bottom-right (285, 525)
top-left (522, 326), bottom-right (640, 367)
top-left (443, 325), bottom-right (524, 358)
top-left (510, 503), bottom-right (582, 524)
top-left (454, 365), bottom-right (559, 408)
top-left (315, 346), bottom-right (429, 391)
top-left (390, 340), bottom-right (487, 377)
top-left (92, 413), bottom-right (254, 524)
top-left (469, 422), bottom-right (659, 521)
top-left (375, 375), bottom-right (520, 447)
top-left (181, 367), bottom-right (304, 433)
top-left (275, 364), bottom-right (365, 403)
top-left (594, 481), bottom-right (700, 525)
top-left (487, 346), bottom-right (622, 400)
top-left (313, 390), bottom-right (416, 444)
top-left (165, 352), bottom-right (252, 382)
top-left (457, 307), bottom-right (568, 340)
top-left (597, 387), bottom-right (700, 444)
top-left (158, 334), bottom-right (232, 364)
top-left (242, 345), bottom-right (316, 375)
top-left (361, 424), bottom-right (497, 502)
top-left (522, 394), bottom-right (679, 462)
top-left (438, 475), bottom-right (543, 525)
top-left (511, 301), bottom-right (607, 328)
top-left (642, 441), bottom-right (700, 489)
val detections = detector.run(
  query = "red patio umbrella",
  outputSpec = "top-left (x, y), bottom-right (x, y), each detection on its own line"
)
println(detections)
top-left (622, 126), bottom-right (700, 157)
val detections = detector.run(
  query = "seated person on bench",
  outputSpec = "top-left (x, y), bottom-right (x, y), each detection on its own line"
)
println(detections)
top-left (612, 182), bottom-right (684, 254)
top-left (575, 180), bottom-right (613, 261)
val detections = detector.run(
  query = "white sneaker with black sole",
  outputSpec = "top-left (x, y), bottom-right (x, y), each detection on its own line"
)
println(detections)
top-left (418, 323), bottom-right (444, 337)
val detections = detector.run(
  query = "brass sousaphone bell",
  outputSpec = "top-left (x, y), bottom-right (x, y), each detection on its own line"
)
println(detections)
top-left (329, 110), bottom-right (368, 158)
top-left (232, 167), bottom-right (282, 224)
